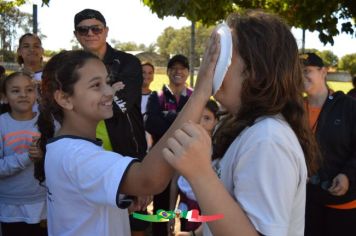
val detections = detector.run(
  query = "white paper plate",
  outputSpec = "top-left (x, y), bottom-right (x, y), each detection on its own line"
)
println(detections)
top-left (212, 23), bottom-right (233, 95)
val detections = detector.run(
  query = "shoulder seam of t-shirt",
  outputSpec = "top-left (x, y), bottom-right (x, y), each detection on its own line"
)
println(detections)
top-left (47, 135), bottom-right (102, 146)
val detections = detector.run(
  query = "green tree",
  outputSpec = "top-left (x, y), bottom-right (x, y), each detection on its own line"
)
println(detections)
top-left (156, 27), bottom-right (178, 59)
top-left (70, 36), bottom-right (80, 50)
top-left (0, 2), bottom-right (32, 51)
top-left (318, 50), bottom-right (339, 68)
top-left (114, 41), bottom-right (141, 51)
top-left (43, 49), bottom-right (58, 58)
top-left (7, 0), bottom-right (355, 45)
top-left (339, 53), bottom-right (356, 76)
top-left (142, 0), bottom-right (355, 45)
top-left (0, 49), bottom-right (16, 62)
top-left (146, 43), bottom-right (157, 53)
top-left (156, 24), bottom-right (213, 64)
top-left (301, 48), bottom-right (320, 54)
top-left (110, 39), bottom-right (156, 52)
top-left (0, 0), bottom-right (27, 12)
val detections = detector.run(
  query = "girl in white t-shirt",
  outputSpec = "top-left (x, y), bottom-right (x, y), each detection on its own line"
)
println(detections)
top-left (34, 50), bottom-right (211, 236)
top-left (162, 10), bottom-right (320, 236)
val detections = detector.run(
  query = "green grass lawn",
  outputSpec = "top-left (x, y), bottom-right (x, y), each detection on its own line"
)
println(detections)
top-left (149, 74), bottom-right (170, 91)
top-left (327, 81), bottom-right (353, 94)
top-left (151, 74), bottom-right (354, 94)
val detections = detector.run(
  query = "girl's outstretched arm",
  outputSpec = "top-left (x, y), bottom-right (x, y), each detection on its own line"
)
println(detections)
top-left (120, 31), bottom-right (220, 196)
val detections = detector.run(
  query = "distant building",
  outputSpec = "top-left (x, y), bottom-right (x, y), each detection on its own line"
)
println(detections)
top-left (327, 71), bottom-right (352, 82)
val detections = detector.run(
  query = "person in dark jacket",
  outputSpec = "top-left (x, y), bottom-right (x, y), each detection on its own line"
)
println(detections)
top-left (74, 9), bottom-right (148, 236)
top-left (145, 54), bottom-right (192, 236)
top-left (347, 76), bottom-right (356, 99)
top-left (302, 52), bottom-right (356, 236)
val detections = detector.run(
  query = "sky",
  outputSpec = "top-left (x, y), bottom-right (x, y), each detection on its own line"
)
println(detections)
top-left (19, 0), bottom-right (356, 58)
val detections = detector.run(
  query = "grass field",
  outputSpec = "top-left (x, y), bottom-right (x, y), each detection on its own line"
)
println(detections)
top-left (327, 81), bottom-right (353, 94)
top-left (149, 74), bottom-right (170, 91)
top-left (150, 74), bottom-right (354, 94)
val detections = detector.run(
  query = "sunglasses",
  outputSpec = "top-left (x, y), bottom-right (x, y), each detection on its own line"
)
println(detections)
top-left (75, 25), bottom-right (104, 36)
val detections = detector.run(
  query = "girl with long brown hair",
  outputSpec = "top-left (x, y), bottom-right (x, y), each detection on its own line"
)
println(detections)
top-left (163, 10), bottom-right (319, 236)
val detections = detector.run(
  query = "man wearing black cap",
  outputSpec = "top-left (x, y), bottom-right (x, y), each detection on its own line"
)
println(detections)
top-left (74, 9), bottom-right (148, 235)
top-left (145, 54), bottom-right (192, 236)
top-left (301, 52), bottom-right (356, 236)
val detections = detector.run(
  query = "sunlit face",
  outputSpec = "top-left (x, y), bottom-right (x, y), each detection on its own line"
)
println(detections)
top-left (214, 46), bottom-right (245, 114)
top-left (199, 107), bottom-right (218, 136)
top-left (74, 19), bottom-right (108, 53)
top-left (142, 64), bottom-right (154, 88)
top-left (302, 65), bottom-right (327, 96)
top-left (17, 35), bottom-right (43, 66)
top-left (4, 75), bottom-right (36, 118)
top-left (167, 62), bottom-right (189, 87)
top-left (69, 59), bottom-right (114, 123)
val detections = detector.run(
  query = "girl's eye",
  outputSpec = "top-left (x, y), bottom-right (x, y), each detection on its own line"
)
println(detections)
top-left (91, 82), bottom-right (101, 88)
top-left (11, 89), bottom-right (19, 93)
top-left (27, 88), bottom-right (34, 92)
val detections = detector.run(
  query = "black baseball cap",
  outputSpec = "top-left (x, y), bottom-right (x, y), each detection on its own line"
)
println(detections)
top-left (167, 54), bottom-right (189, 70)
top-left (74, 9), bottom-right (106, 27)
top-left (300, 52), bottom-right (324, 67)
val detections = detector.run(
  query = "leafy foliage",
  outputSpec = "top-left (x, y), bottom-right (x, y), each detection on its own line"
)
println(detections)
top-left (110, 39), bottom-right (157, 52)
top-left (0, 49), bottom-right (16, 62)
top-left (0, 0), bottom-right (27, 13)
top-left (318, 50), bottom-right (339, 67)
top-left (338, 53), bottom-right (356, 76)
top-left (142, 0), bottom-right (235, 24)
top-left (142, 0), bottom-right (356, 45)
top-left (5, 0), bottom-right (355, 45)
top-left (0, 1), bottom-right (32, 51)
top-left (156, 24), bottom-right (213, 66)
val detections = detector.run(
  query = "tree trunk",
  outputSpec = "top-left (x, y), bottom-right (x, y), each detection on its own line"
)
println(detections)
top-left (190, 20), bottom-right (196, 87)
top-left (302, 28), bottom-right (305, 53)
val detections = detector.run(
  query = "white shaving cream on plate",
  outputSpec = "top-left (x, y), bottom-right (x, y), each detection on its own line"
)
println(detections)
top-left (212, 23), bottom-right (233, 95)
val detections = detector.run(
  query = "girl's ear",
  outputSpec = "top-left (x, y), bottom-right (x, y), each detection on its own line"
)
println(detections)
top-left (54, 90), bottom-right (73, 110)
top-left (1, 96), bottom-right (8, 104)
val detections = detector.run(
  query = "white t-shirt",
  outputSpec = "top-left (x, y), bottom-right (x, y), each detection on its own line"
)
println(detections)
top-left (33, 71), bottom-right (42, 82)
top-left (203, 115), bottom-right (307, 236)
top-left (141, 93), bottom-right (151, 115)
top-left (177, 159), bottom-right (221, 207)
top-left (45, 136), bottom-right (136, 236)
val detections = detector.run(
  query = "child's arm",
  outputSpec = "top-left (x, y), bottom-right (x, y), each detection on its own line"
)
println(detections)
top-left (1, 136), bottom-right (42, 178)
top-left (182, 168), bottom-right (258, 236)
top-left (120, 32), bottom-right (220, 196)
top-left (163, 141), bottom-right (259, 236)
top-left (0, 155), bottom-right (32, 177)
top-left (0, 149), bottom-right (32, 178)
